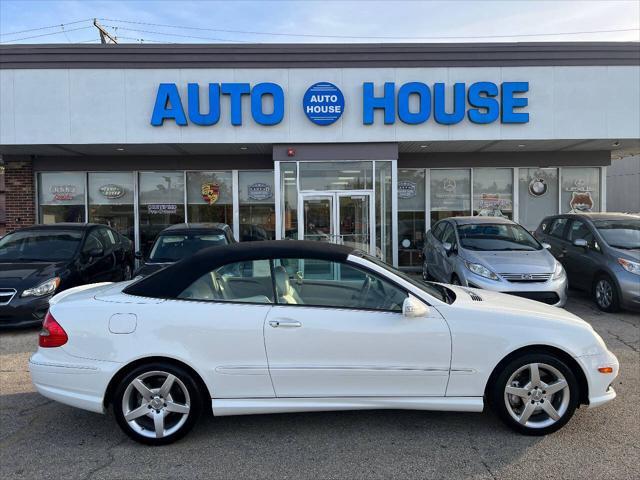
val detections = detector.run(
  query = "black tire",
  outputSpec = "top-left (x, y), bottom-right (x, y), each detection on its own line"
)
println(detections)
top-left (593, 274), bottom-right (620, 313)
top-left (489, 352), bottom-right (579, 436)
top-left (451, 274), bottom-right (461, 286)
top-left (113, 362), bottom-right (203, 445)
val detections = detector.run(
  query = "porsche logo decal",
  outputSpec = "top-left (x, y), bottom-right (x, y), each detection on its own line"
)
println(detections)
top-left (201, 183), bottom-right (220, 205)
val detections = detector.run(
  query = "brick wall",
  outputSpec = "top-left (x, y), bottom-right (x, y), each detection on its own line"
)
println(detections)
top-left (4, 158), bottom-right (35, 232)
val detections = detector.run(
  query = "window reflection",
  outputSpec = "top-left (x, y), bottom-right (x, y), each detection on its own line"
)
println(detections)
top-left (239, 171), bottom-right (275, 241)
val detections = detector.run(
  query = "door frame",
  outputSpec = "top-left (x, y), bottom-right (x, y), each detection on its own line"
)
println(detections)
top-left (298, 190), bottom-right (376, 256)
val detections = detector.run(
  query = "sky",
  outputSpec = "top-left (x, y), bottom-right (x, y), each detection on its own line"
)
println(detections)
top-left (1, 0), bottom-right (639, 44)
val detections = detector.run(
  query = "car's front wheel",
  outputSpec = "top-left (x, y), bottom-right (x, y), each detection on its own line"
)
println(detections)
top-left (113, 363), bottom-right (203, 445)
top-left (489, 352), bottom-right (579, 435)
top-left (593, 274), bottom-right (620, 313)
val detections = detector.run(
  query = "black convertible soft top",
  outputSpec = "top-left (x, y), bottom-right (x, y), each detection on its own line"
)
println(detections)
top-left (124, 240), bottom-right (355, 299)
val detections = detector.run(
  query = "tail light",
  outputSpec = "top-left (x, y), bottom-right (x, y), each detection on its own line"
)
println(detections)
top-left (39, 311), bottom-right (68, 348)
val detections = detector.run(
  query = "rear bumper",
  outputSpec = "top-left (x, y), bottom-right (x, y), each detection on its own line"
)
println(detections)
top-left (29, 350), bottom-right (121, 414)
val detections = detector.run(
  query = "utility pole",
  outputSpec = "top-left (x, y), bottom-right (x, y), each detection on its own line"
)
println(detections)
top-left (93, 18), bottom-right (118, 44)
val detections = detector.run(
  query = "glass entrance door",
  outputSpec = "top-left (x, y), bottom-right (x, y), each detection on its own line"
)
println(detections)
top-left (301, 192), bottom-right (373, 255)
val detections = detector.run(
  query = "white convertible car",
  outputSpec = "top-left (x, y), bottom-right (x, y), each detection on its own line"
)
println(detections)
top-left (30, 241), bottom-right (619, 445)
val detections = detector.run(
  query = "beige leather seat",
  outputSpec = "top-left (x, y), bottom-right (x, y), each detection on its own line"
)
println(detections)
top-left (273, 266), bottom-right (303, 304)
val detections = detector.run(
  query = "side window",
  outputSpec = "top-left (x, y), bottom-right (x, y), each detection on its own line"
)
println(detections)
top-left (82, 232), bottom-right (104, 253)
top-left (441, 223), bottom-right (456, 245)
top-left (568, 220), bottom-right (594, 244)
top-left (273, 258), bottom-right (408, 312)
top-left (178, 259), bottom-right (274, 304)
top-left (97, 227), bottom-right (117, 248)
top-left (548, 218), bottom-right (568, 239)
top-left (432, 222), bottom-right (444, 241)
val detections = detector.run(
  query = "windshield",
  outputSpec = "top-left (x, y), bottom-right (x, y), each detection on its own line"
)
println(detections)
top-left (457, 223), bottom-right (542, 251)
top-left (359, 253), bottom-right (455, 304)
top-left (0, 229), bottom-right (83, 261)
top-left (593, 219), bottom-right (640, 250)
top-left (148, 232), bottom-right (228, 262)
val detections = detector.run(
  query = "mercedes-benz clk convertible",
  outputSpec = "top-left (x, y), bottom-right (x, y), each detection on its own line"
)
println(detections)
top-left (29, 241), bottom-right (619, 445)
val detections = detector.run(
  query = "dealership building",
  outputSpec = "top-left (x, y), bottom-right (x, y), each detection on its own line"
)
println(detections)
top-left (0, 42), bottom-right (639, 269)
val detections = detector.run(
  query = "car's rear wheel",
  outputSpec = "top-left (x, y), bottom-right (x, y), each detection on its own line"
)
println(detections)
top-left (113, 363), bottom-right (203, 445)
top-left (593, 274), bottom-right (620, 313)
top-left (489, 353), bottom-right (579, 435)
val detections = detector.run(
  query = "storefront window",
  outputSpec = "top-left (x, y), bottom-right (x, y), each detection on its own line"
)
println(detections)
top-left (375, 161), bottom-right (393, 263)
top-left (430, 169), bottom-right (471, 225)
top-left (299, 161), bottom-right (372, 191)
top-left (473, 168), bottom-right (513, 219)
top-left (280, 163), bottom-right (298, 239)
top-left (398, 169), bottom-right (425, 269)
top-left (138, 171), bottom-right (185, 255)
top-left (518, 168), bottom-right (559, 231)
top-left (239, 171), bottom-right (275, 241)
top-left (88, 172), bottom-right (134, 240)
top-left (186, 171), bottom-right (233, 229)
top-left (38, 172), bottom-right (86, 223)
top-left (561, 167), bottom-right (601, 213)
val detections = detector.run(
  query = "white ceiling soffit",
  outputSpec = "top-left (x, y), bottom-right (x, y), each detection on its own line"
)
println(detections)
top-left (399, 139), bottom-right (639, 153)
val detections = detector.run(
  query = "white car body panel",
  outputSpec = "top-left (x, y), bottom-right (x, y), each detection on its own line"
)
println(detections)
top-left (29, 253), bottom-right (619, 419)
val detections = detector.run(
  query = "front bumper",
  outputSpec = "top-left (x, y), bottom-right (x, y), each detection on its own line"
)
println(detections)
top-left (617, 270), bottom-right (640, 311)
top-left (29, 349), bottom-right (121, 414)
top-left (0, 295), bottom-right (50, 328)
top-left (461, 270), bottom-right (568, 307)
top-left (578, 350), bottom-right (620, 409)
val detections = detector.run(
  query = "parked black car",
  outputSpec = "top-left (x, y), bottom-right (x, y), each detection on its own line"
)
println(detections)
top-left (534, 213), bottom-right (640, 312)
top-left (134, 223), bottom-right (235, 278)
top-left (0, 223), bottom-right (134, 327)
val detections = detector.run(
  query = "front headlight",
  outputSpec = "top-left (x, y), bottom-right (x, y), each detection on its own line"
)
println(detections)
top-left (552, 261), bottom-right (566, 280)
top-left (464, 261), bottom-right (499, 281)
top-left (618, 257), bottom-right (640, 276)
top-left (21, 277), bottom-right (60, 298)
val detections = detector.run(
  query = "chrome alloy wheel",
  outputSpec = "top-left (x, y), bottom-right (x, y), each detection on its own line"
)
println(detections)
top-left (122, 371), bottom-right (191, 439)
top-left (595, 279), bottom-right (613, 309)
top-left (503, 363), bottom-right (570, 429)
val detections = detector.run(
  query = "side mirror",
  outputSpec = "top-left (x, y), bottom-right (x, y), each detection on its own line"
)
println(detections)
top-left (573, 238), bottom-right (588, 248)
top-left (87, 247), bottom-right (104, 258)
top-left (402, 295), bottom-right (430, 318)
top-left (542, 242), bottom-right (552, 250)
top-left (442, 242), bottom-right (453, 254)
top-left (134, 251), bottom-right (144, 260)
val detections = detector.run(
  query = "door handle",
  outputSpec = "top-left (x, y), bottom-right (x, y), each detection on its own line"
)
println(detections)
top-left (269, 320), bottom-right (302, 328)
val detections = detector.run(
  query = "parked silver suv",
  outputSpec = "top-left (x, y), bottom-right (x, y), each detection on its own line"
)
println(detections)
top-left (534, 213), bottom-right (640, 312)
top-left (423, 217), bottom-right (567, 306)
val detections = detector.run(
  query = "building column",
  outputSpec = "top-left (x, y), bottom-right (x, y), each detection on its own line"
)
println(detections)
top-left (4, 157), bottom-right (35, 232)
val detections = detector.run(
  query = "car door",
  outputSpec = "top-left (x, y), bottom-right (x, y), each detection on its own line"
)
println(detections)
top-left (263, 257), bottom-right (451, 398)
top-left (563, 219), bottom-right (601, 290)
top-left (544, 217), bottom-right (570, 260)
top-left (439, 222), bottom-right (458, 282)
top-left (79, 229), bottom-right (112, 284)
top-left (163, 258), bottom-right (276, 398)
top-left (96, 227), bottom-right (120, 280)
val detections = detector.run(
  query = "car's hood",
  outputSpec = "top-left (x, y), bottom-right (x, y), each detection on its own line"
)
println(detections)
top-left (460, 249), bottom-right (555, 274)
top-left (610, 247), bottom-right (640, 262)
top-left (445, 284), bottom-right (587, 326)
top-left (0, 261), bottom-right (68, 288)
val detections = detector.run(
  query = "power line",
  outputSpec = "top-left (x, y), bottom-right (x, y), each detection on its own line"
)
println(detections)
top-left (0, 18), bottom-right (92, 37)
top-left (99, 18), bottom-right (640, 40)
top-left (102, 25), bottom-right (248, 43)
top-left (0, 26), bottom-right (94, 43)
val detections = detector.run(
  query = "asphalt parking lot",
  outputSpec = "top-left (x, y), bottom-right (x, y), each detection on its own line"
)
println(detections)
top-left (0, 292), bottom-right (638, 480)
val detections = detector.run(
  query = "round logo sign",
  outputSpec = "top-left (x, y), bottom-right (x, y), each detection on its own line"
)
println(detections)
top-left (303, 82), bottom-right (344, 126)
top-left (528, 178), bottom-right (548, 197)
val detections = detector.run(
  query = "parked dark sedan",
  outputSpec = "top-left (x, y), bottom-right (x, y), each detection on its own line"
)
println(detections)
top-left (534, 213), bottom-right (640, 312)
top-left (134, 223), bottom-right (235, 278)
top-left (0, 223), bottom-right (134, 327)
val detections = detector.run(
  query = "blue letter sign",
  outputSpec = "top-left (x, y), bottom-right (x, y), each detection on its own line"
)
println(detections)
top-left (151, 83), bottom-right (187, 126)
